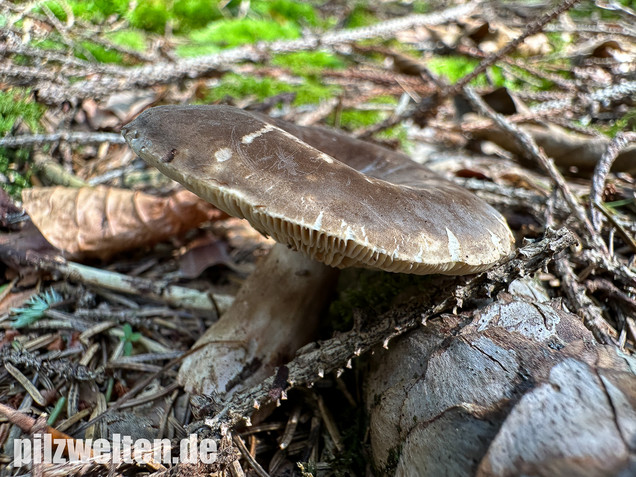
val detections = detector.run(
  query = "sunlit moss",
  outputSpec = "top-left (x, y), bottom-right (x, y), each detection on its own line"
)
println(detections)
top-left (201, 73), bottom-right (338, 106)
top-left (78, 41), bottom-right (123, 63)
top-left (272, 51), bottom-right (345, 75)
top-left (428, 56), bottom-right (484, 84)
top-left (0, 90), bottom-right (43, 136)
top-left (346, 3), bottom-right (377, 28)
top-left (193, 18), bottom-right (299, 47)
top-left (172, 0), bottom-right (224, 31)
top-left (127, 0), bottom-right (171, 34)
top-left (108, 30), bottom-right (147, 51)
top-left (252, 0), bottom-right (320, 27)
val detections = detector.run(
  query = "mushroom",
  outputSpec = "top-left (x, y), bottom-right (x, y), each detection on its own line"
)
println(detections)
top-left (122, 105), bottom-right (514, 397)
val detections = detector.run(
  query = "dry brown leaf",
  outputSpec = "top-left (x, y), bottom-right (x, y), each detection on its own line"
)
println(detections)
top-left (179, 233), bottom-right (252, 278)
top-left (472, 122), bottom-right (636, 175)
top-left (0, 288), bottom-right (38, 317)
top-left (22, 186), bottom-right (225, 260)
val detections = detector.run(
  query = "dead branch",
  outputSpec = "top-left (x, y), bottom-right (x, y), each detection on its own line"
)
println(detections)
top-left (194, 227), bottom-right (577, 432)
top-left (0, 132), bottom-right (125, 147)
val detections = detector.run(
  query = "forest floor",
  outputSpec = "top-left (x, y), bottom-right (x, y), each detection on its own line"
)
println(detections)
top-left (0, 0), bottom-right (635, 475)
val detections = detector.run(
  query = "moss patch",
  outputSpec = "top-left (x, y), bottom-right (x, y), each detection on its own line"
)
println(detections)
top-left (201, 73), bottom-right (338, 106)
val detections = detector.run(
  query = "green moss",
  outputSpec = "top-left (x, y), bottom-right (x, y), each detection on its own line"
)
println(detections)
top-left (201, 73), bottom-right (337, 106)
top-left (428, 56), bottom-right (485, 85)
top-left (0, 90), bottom-right (43, 136)
top-left (188, 18), bottom-right (300, 49)
top-left (202, 74), bottom-right (294, 102)
top-left (545, 32), bottom-right (570, 54)
top-left (127, 0), bottom-right (171, 33)
top-left (427, 56), bottom-right (518, 89)
top-left (38, 0), bottom-right (129, 23)
top-left (329, 269), bottom-right (432, 331)
top-left (329, 97), bottom-right (395, 130)
top-left (38, 1), bottom-right (68, 22)
top-left (504, 65), bottom-right (553, 91)
top-left (338, 109), bottom-right (383, 129)
top-left (175, 43), bottom-right (221, 57)
top-left (272, 51), bottom-right (345, 75)
top-left (413, 1), bottom-right (431, 13)
top-left (173, 0), bottom-right (224, 31)
top-left (31, 38), bottom-right (66, 51)
top-left (346, 3), bottom-right (377, 28)
top-left (252, 0), bottom-right (319, 27)
top-left (77, 41), bottom-right (123, 63)
top-left (0, 149), bottom-right (32, 199)
top-left (605, 109), bottom-right (636, 137)
top-left (107, 30), bottom-right (147, 51)
top-left (378, 124), bottom-right (411, 152)
top-left (296, 79), bottom-right (339, 105)
top-left (177, 16), bottom-right (302, 56)
top-left (384, 445), bottom-right (403, 475)
top-left (71, 0), bottom-right (129, 22)
top-left (40, 0), bottom-right (129, 23)
top-left (0, 90), bottom-right (42, 198)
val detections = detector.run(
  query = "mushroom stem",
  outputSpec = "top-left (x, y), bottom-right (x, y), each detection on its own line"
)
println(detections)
top-left (178, 243), bottom-right (339, 397)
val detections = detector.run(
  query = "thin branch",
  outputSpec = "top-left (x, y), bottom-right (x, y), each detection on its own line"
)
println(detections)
top-left (194, 227), bottom-right (577, 432)
top-left (462, 86), bottom-right (636, 291)
top-left (1, 3), bottom-right (478, 102)
top-left (449, 0), bottom-right (582, 95)
top-left (0, 132), bottom-right (125, 147)
top-left (589, 132), bottom-right (636, 230)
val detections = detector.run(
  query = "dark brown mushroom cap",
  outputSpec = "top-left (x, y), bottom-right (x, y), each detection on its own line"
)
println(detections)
top-left (122, 105), bottom-right (514, 275)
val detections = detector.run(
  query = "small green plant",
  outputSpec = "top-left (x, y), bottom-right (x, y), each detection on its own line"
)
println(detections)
top-left (120, 323), bottom-right (142, 356)
top-left (10, 289), bottom-right (63, 328)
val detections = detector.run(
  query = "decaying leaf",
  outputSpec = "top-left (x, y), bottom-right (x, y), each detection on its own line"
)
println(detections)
top-left (472, 122), bottom-right (636, 175)
top-left (179, 233), bottom-right (253, 278)
top-left (22, 186), bottom-right (225, 260)
top-left (464, 20), bottom-right (552, 56)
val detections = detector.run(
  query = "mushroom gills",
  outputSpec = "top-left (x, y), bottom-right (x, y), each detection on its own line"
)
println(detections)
top-left (123, 105), bottom-right (515, 275)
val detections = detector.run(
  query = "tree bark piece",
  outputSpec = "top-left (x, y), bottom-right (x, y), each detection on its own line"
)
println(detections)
top-left (365, 285), bottom-right (636, 476)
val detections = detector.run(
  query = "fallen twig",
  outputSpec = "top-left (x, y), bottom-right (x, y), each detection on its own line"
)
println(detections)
top-left (463, 85), bottom-right (636, 288)
top-left (0, 132), bottom-right (125, 147)
top-left (590, 132), bottom-right (636, 230)
top-left (194, 227), bottom-right (577, 432)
